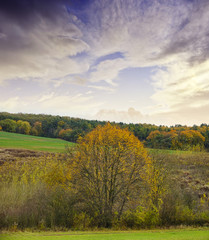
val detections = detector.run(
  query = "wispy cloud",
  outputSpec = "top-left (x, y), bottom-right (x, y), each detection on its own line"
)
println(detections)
top-left (95, 108), bottom-right (143, 124)
top-left (1, 0), bottom-right (209, 124)
top-left (88, 85), bottom-right (115, 92)
top-left (0, 0), bottom-right (90, 84)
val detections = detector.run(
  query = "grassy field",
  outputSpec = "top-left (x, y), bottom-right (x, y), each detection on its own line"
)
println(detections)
top-left (1, 229), bottom-right (209, 240)
top-left (0, 131), bottom-right (74, 153)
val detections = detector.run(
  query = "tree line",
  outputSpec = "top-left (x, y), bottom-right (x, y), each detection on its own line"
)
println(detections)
top-left (0, 112), bottom-right (209, 151)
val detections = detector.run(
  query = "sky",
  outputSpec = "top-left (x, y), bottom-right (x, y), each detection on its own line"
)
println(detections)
top-left (0, 0), bottom-right (209, 126)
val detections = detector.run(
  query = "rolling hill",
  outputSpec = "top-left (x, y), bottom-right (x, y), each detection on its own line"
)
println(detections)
top-left (0, 131), bottom-right (74, 153)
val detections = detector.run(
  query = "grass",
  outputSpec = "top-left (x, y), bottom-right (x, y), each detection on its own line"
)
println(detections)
top-left (1, 229), bottom-right (209, 240)
top-left (147, 148), bottom-right (196, 155)
top-left (0, 131), bottom-right (74, 153)
top-left (147, 147), bottom-right (209, 204)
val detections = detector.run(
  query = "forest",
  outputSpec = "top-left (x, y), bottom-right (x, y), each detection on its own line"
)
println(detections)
top-left (0, 112), bottom-right (209, 151)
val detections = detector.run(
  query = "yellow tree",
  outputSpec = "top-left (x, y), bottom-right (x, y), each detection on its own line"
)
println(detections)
top-left (17, 120), bottom-right (31, 135)
top-left (69, 123), bottom-right (153, 227)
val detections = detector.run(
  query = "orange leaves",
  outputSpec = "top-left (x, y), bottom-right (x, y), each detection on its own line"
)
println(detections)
top-left (147, 130), bottom-right (161, 141)
top-left (147, 128), bottom-right (205, 150)
top-left (58, 128), bottom-right (72, 137)
top-left (179, 130), bottom-right (205, 149)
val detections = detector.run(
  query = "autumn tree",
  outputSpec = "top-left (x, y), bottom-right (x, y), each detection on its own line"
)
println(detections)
top-left (31, 121), bottom-right (43, 136)
top-left (58, 128), bottom-right (72, 140)
top-left (178, 130), bottom-right (205, 150)
top-left (16, 120), bottom-right (31, 135)
top-left (69, 123), bottom-right (153, 227)
top-left (146, 130), bottom-right (161, 148)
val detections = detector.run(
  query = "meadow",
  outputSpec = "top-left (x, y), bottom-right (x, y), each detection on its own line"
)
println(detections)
top-left (0, 127), bottom-right (209, 234)
top-left (1, 229), bottom-right (209, 240)
top-left (0, 131), bottom-right (73, 153)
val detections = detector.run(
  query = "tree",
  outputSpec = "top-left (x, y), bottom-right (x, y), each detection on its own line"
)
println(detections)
top-left (31, 121), bottom-right (43, 136)
top-left (146, 130), bottom-right (161, 148)
top-left (16, 120), bottom-right (31, 135)
top-left (178, 130), bottom-right (205, 150)
top-left (0, 119), bottom-right (17, 132)
top-left (58, 128), bottom-right (73, 141)
top-left (69, 123), bottom-right (152, 227)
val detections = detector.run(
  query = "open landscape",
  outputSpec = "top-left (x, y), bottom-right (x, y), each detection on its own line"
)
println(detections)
top-left (0, 124), bottom-right (209, 240)
top-left (1, 0), bottom-right (209, 239)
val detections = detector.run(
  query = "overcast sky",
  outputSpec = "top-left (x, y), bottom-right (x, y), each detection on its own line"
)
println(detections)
top-left (0, 0), bottom-right (209, 126)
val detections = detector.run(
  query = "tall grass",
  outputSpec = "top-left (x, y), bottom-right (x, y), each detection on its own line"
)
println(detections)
top-left (0, 150), bottom-right (209, 230)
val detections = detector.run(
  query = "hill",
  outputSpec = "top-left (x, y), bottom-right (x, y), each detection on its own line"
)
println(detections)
top-left (1, 111), bottom-right (209, 151)
top-left (0, 131), bottom-right (73, 153)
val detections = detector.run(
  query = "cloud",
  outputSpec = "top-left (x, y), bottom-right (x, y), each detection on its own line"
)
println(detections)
top-left (37, 93), bottom-right (105, 117)
top-left (2, 0), bottom-right (209, 125)
top-left (0, 97), bottom-right (21, 111)
top-left (0, 92), bottom-right (103, 118)
top-left (149, 102), bottom-right (209, 126)
top-left (88, 85), bottom-right (115, 92)
top-left (72, 0), bottom-right (195, 87)
top-left (0, 0), bottom-right (90, 84)
top-left (38, 92), bottom-right (55, 103)
top-left (95, 107), bottom-right (143, 123)
top-left (89, 58), bottom-right (128, 85)
top-left (158, 0), bottom-right (209, 64)
top-left (151, 59), bottom-right (209, 114)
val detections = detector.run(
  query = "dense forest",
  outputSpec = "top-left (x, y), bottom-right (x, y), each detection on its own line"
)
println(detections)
top-left (0, 112), bottom-right (209, 151)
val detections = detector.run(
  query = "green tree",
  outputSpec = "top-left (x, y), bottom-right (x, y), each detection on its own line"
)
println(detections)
top-left (0, 119), bottom-right (17, 132)
top-left (31, 121), bottom-right (43, 136)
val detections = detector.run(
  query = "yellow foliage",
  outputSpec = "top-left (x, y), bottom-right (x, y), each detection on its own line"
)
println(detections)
top-left (0, 155), bottom-right (71, 190)
top-left (69, 123), bottom-right (155, 223)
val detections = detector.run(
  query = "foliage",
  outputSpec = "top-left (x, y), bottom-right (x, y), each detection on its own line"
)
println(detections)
top-left (0, 155), bottom-right (75, 229)
top-left (147, 129), bottom-right (205, 151)
top-left (16, 120), bottom-right (31, 135)
top-left (1, 112), bottom-right (209, 152)
top-left (68, 123), bottom-right (153, 227)
top-left (0, 119), bottom-right (17, 132)
top-left (31, 121), bottom-right (42, 136)
top-left (0, 124), bottom-right (209, 230)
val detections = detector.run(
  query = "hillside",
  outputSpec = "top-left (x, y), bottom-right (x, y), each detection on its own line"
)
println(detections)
top-left (1, 112), bottom-right (209, 151)
top-left (0, 131), bottom-right (73, 153)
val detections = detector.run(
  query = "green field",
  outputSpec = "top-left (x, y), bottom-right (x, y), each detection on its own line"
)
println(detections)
top-left (0, 131), bottom-right (74, 152)
top-left (1, 229), bottom-right (209, 240)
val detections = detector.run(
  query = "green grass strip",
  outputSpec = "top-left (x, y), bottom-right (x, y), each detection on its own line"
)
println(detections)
top-left (0, 131), bottom-right (74, 153)
top-left (1, 229), bottom-right (209, 240)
